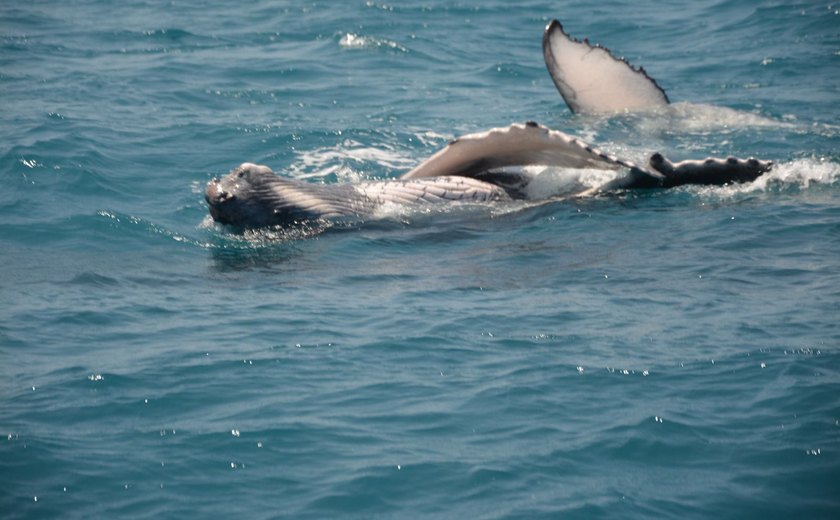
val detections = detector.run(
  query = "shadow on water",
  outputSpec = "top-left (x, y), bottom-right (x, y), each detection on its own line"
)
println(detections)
top-left (204, 224), bottom-right (325, 272)
top-left (208, 241), bottom-right (304, 272)
top-left (203, 217), bottom-right (384, 272)
top-left (201, 201), bottom-right (499, 269)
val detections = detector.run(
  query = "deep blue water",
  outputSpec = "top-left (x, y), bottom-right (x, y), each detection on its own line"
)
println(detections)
top-left (2, 1), bottom-right (839, 518)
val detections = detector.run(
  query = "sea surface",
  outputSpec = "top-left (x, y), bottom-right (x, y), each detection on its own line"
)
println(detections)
top-left (2, 1), bottom-right (839, 518)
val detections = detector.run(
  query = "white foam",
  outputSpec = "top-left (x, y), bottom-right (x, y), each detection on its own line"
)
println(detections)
top-left (741, 157), bottom-right (839, 191)
top-left (595, 102), bottom-right (795, 136)
top-left (667, 102), bottom-right (788, 132)
top-left (688, 157), bottom-right (840, 199)
top-left (290, 140), bottom-right (415, 182)
top-left (412, 130), bottom-right (451, 147)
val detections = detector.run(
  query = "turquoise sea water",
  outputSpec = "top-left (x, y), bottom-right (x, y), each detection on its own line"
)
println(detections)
top-left (2, 1), bottom-right (839, 518)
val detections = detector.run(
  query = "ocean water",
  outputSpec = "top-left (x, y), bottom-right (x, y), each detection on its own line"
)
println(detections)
top-left (2, 0), bottom-right (839, 518)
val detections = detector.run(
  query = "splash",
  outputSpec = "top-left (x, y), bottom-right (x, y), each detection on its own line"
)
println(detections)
top-left (685, 157), bottom-right (840, 199)
top-left (740, 157), bottom-right (840, 191)
top-left (202, 216), bottom-right (335, 244)
top-left (98, 210), bottom-right (206, 246)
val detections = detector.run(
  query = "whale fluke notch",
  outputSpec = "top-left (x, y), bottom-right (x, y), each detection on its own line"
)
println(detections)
top-left (542, 20), bottom-right (669, 114)
top-left (401, 122), bottom-right (664, 182)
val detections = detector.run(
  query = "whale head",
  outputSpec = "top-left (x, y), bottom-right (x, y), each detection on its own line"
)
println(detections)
top-left (206, 162), bottom-right (349, 228)
top-left (205, 163), bottom-right (285, 227)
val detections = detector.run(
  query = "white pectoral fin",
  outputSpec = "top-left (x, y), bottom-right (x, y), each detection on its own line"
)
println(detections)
top-left (543, 20), bottom-right (669, 114)
top-left (402, 122), bottom-right (662, 182)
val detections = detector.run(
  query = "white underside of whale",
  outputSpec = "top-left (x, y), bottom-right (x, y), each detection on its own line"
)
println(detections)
top-left (542, 20), bottom-right (669, 115)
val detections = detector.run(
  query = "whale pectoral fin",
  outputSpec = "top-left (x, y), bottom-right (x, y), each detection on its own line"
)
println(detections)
top-left (648, 153), bottom-right (773, 187)
top-left (401, 122), bottom-right (664, 182)
top-left (543, 20), bottom-right (669, 114)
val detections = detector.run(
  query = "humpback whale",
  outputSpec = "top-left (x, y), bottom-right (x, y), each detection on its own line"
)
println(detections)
top-left (205, 21), bottom-right (773, 229)
top-left (206, 122), bottom-right (771, 228)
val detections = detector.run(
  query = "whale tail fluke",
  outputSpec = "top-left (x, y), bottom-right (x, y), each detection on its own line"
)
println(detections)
top-left (542, 20), bottom-right (670, 114)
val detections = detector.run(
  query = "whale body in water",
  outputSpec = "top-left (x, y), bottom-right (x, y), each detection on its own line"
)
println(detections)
top-left (206, 21), bottom-right (773, 229)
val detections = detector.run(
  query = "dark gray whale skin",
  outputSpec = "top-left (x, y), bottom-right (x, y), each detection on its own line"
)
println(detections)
top-left (651, 154), bottom-right (773, 188)
top-left (602, 153), bottom-right (773, 191)
top-left (205, 163), bottom-right (361, 227)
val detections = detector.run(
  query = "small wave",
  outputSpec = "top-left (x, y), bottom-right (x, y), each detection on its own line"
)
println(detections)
top-left (63, 272), bottom-right (121, 288)
top-left (411, 130), bottom-right (452, 148)
top-left (338, 32), bottom-right (407, 52)
top-left (97, 209), bottom-right (208, 247)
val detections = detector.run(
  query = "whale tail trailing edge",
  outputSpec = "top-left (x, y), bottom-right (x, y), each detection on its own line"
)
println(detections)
top-left (542, 20), bottom-right (670, 114)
